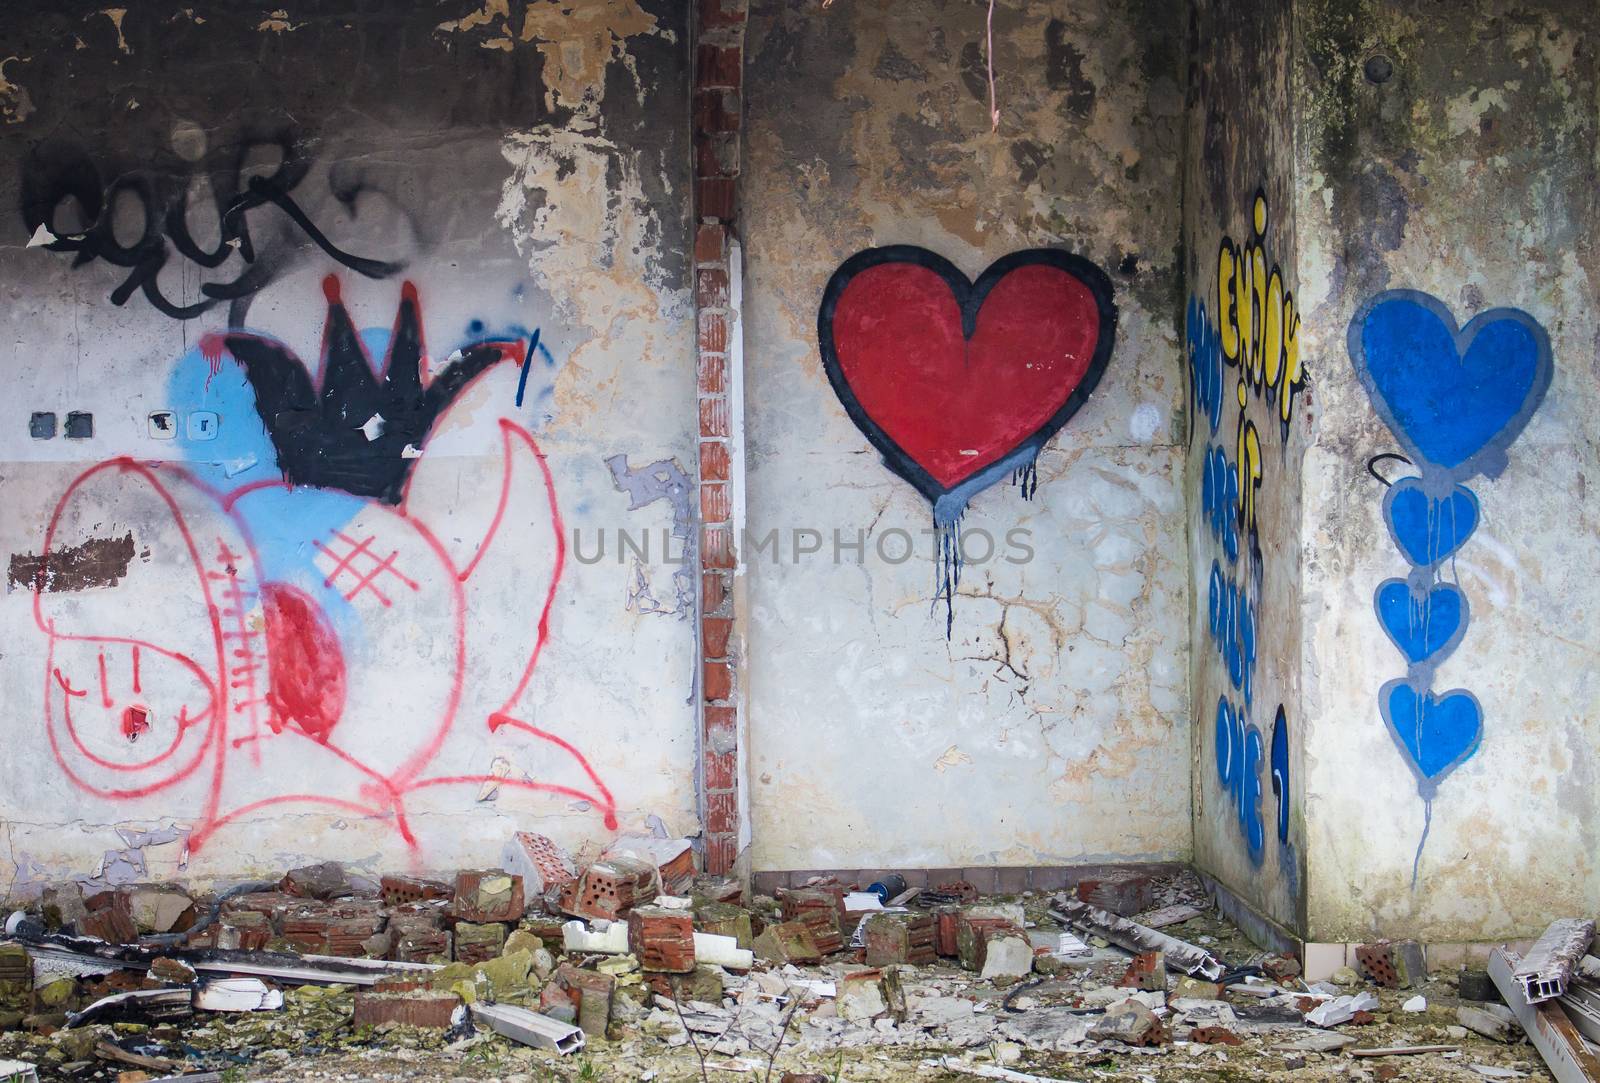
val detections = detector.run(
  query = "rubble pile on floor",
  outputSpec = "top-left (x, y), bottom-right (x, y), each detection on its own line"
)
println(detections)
top-left (0, 848), bottom-right (1580, 1080)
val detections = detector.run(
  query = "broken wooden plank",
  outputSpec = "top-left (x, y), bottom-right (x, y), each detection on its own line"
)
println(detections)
top-left (1490, 946), bottom-right (1600, 1083)
top-left (1514, 920), bottom-right (1595, 1003)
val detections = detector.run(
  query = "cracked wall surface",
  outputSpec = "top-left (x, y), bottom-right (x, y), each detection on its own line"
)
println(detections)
top-left (0, 0), bottom-right (697, 900)
top-left (741, 0), bottom-right (1191, 870)
top-left (1295, 0), bottom-right (1600, 943)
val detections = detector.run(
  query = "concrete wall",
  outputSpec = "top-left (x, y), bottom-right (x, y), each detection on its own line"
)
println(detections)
top-left (1183, 0), bottom-right (1307, 935)
top-left (0, 0), bottom-right (699, 896)
top-left (1295, 0), bottom-right (1600, 942)
top-left (741, 0), bottom-right (1191, 872)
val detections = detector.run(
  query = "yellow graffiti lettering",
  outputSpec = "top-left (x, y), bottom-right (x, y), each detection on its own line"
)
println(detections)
top-left (1217, 241), bottom-right (1240, 361)
top-left (1214, 190), bottom-right (1305, 430)
top-left (1263, 269), bottom-right (1284, 391)
top-left (1236, 416), bottom-right (1263, 538)
top-left (1280, 295), bottom-right (1302, 427)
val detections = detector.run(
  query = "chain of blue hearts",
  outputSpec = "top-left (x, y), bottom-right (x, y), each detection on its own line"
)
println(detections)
top-left (1347, 290), bottom-right (1552, 884)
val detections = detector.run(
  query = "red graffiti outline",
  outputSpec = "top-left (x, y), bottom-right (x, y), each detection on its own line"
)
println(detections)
top-left (34, 415), bottom-right (617, 854)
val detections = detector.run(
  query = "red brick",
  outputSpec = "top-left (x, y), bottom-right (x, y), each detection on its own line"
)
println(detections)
top-left (695, 223), bottom-right (727, 264)
top-left (696, 267), bottom-right (730, 307)
top-left (705, 835), bottom-right (738, 876)
top-left (704, 659), bottom-right (732, 702)
top-left (451, 869), bottom-right (524, 923)
top-left (698, 177), bottom-right (736, 221)
top-left (705, 791), bottom-right (738, 836)
top-left (704, 749), bottom-right (736, 791)
top-left (703, 616), bottom-right (732, 657)
top-left (700, 441), bottom-right (730, 481)
top-left (694, 89), bottom-right (741, 134)
top-left (699, 311), bottom-right (728, 352)
top-left (353, 992), bottom-right (461, 1029)
top-left (696, 44), bottom-right (742, 89)
top-left (702, 523), bottom-right (735, 568)
top-left (699, 397), bottom-right (729, 437)
top-left (628, 906), bottom-right (697, 973)
top-left (698, 352), bottom-right (726, 394)
top-left (381, 875), bottom-right (452, 906)
top-left (696, 133), bottom-right (740, 178)
top-left (704, 704), bottom-right (736, 741)
top-left (698, 0), bottom-right (747, 30)
top-left (701, 483), bottom-right (730, 523)
top-left (703, 570), bottom-right (728, 612)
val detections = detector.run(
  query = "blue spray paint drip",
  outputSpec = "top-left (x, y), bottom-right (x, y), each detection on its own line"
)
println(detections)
top-left (1347, 290), bottom-right (1553, 884)
top-left (515, 328), bottom-right (542, 408)
top-left (928, 444), bottom-right (1041, 637)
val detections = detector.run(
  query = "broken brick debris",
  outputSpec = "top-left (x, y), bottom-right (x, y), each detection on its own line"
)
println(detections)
top-left (79, 892), bottom-right (138, 946)
top-left (1075, 871), bottom-right (1155, 917)
top-left (280, 862), bottom-right (358, 901)
top-left (602, 837), bottom-right (696, 897)
top-left (627, 906), bottom-right (696, 973)
top-left (752, 921), bottom-right (822, 965)
top-left (1356, 939), bottom-right (1427, 989)
top-left (955, 914), bottom-right (1027, 976)
top-left (502, 833), bottom-right (578, 897)
top-left (645, 965), bottom-right (724, 1003)
top-left (352, 990), bottom-right (461, 1029)
top-left (380, 875), bottom-right (452, 907)
top-left (692, 899), bottom-right (753, 949)
top-left (552, 963), bottom-right (614, 1037)
top-left (452, 922), bottom-right (507, 965)
top-left (450, 870), bottom-right (525, 924)
top-left (558, 857), bottom-right (657, 921)
top-left (934, 906), bottom-right (961, 958)
top-left (863, 912), bottom-right (936, 968)
top-left (1118, 950), bottom-right (1166, 992)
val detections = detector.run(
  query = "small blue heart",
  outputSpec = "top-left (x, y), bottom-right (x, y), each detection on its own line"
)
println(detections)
top-left (1375, 579), bottom-right (1468, 663)
top-left (1385, 479), bottom-right (1479, 567)
top-left (1383, 682), bottom-right (1482, 782)
top-left (1349, 292), bottom-right (1551, 476)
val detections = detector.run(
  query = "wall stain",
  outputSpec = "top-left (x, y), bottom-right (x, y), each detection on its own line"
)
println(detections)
top-left (10, 532), bottom-right (136, 592)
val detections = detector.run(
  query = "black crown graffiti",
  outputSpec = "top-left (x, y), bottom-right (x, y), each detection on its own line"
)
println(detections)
top-left (203, 276), bottom-right (520, 504)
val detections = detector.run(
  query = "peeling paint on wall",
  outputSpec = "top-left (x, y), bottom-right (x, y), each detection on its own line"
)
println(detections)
top-left (9, 532), bottom-right (136, 593)
top-left (0, 57), bottom-right (33, 124)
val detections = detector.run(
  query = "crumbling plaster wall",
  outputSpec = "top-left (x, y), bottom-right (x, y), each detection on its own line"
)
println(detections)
top-left (1294, 0), bottom-right (1600, 942)
top-left (0, 0), bottom-right (699, 900)
top-left (741, 0), bottom-right (1192, 872)
top-left (1183, 0), bottom-right (1307, 936)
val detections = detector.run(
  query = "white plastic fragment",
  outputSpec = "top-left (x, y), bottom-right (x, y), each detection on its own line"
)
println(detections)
top-left (562, 919), bottom-right (629, 954)
top-left (693, 931), bottom-right (753, 969)
top-left (1306, 990), bottom-right (1379, 1028)
top-left (470, 1002), bottom-right (585, 1055)
top-left (193, 978), bottom-right (283, 1012)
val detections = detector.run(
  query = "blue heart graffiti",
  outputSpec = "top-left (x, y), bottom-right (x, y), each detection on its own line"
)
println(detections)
top-left (1382, 682), bottom-right (1483, 782)
top-left (1375, 579), bottom-right (1467, 664)
top-left (1352, 293), bottom-right (1552, 479)
top-left (1385, 480), bottom-right (1479, 567)
top-left (1347, 290), bottom-right (1550, 860)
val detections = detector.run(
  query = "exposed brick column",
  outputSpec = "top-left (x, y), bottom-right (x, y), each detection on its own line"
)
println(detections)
top-left (694, 0), bottom-right (746, 876)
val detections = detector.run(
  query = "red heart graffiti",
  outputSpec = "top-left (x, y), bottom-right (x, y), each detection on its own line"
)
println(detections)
top-left (819, 247), bottom-right (1116, 501)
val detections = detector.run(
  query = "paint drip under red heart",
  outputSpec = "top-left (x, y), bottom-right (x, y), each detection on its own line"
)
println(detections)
top-left (818, 246), bottom-right (1117, 505)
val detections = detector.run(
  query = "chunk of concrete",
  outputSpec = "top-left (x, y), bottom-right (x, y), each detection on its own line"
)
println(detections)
top-left (1457, 1003), bottom-right (1519, 1043)
top-left (1088, 998), bottom-right (1164, 1046)
top-left (978, 932), bottom-right (1035, 981)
